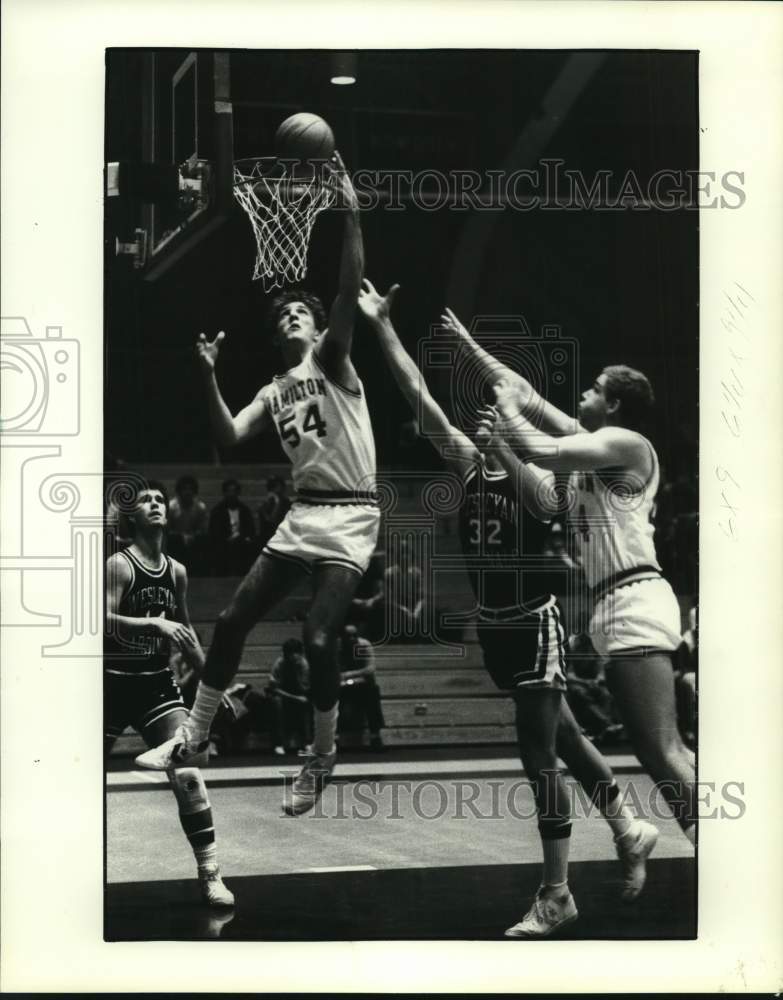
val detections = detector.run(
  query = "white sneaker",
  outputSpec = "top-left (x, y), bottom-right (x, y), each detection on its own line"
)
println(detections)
top-left (283, 748), bottom-right (336, 816)
top-left (615, 820), bottom-right (659, 901)
top-left (198, 865), bottom-right (234, 908)
top-left (504, 887), bottom-right (578, 938)
top-left (134, 724), bottom-right (210, 770)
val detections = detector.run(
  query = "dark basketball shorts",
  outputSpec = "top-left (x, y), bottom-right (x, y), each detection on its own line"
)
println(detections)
top-left (104, 667), bottom-right (186, 745)
top-left (476, 596), bottom-right (568, 692)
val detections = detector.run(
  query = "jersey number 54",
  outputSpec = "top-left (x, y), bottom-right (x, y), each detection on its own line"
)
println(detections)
top-left (278, 404), bottom-right (327, 448)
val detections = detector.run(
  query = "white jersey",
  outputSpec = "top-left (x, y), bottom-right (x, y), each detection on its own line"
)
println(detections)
top-left (259, 349), bottom-right (376, 499)
top-left (568, 432), bottom-right (662, 592)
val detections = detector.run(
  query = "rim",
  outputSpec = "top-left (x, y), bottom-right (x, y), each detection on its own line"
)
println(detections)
top-left (233, 156), bottom-right (337, 190)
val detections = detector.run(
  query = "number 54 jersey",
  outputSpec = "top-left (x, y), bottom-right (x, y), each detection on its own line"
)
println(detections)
top-left (259, 348), bottom-right (376, 497)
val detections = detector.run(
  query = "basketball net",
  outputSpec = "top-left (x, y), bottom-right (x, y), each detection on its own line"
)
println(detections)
top-left (233, 159), bottom-right (337, 290)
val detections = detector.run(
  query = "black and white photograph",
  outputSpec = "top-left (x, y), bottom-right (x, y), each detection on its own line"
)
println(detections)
top-left (2, 1), bottom-right (782, 993)
top-left (103, 46), bottom-right (701, 942)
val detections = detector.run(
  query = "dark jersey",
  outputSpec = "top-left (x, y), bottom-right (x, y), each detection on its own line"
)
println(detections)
top-left (104, 548), bottom-right (178, 675)
top-left (458, 462), bottom-right (557, 613)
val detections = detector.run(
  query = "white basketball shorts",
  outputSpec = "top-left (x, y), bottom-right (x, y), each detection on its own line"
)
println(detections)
top-left (588, 576), bottom-right (683, 658)
top-left (263, 501), bottom-right (380, 577)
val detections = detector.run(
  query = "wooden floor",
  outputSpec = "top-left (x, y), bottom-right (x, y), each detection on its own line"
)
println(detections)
top-left (106, 857), bottom-right (696, 941)
top-left (105, 759), bottom-right (696, 941)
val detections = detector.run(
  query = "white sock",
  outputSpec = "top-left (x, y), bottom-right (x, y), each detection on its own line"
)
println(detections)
top-left (194, 842), bottom-right (217, 872)
top-left (312, 703), bottom-right (339, 755)
top-left (541, 836), bottom-right (570, 890)
top-left (683, 823), bottom-right (697, 846)
top-left (602, 785), bottom-right (636, 841)
top-left (186, 682), bottom-right (224, 740)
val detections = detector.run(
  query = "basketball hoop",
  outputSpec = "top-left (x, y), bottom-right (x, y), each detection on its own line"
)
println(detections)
top-left (233, 157), bottom-right (338, 290)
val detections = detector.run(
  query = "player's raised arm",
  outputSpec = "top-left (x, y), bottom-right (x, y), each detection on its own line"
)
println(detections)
top-left (317, 151), bottom-right (364, 381)
top-left (197, 330), bottom-right (269, 447)
top-left (475, 406), bottom-right (560, 521)
top-left (441, 307), bottom-right (584, 437)
top-left (493, 378), bottom-right (642, 473)
top-left (358, 280), bottom-right (478, 476)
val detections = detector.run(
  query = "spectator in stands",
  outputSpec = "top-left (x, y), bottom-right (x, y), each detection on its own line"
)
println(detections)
top-left (208, 478), bottom-right (257, 576)
top-left (656, 455), bottom-right (698, 592)
top-left (266, 638), bottom-right (312, 755)
top-left (384, 537), bottom-right (426, 641)
top-left (348, 549), bottom-right (386, 641)
top-left (168, 637), bottom-right (238, 758)
top-left (337, 625), bottom-right (385, 751)
top-left (674, 605), bottom-right (698, 750)
top-left (257, 475), bottom-right (291, 549)
top-left (167, 474), bottom-right (209, 574)
top-left (564, 634), bottom-right (624, 746)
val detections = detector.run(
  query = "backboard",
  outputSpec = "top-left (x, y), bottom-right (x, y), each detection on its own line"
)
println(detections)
top-left (108, 50), bottom-right (234, 281)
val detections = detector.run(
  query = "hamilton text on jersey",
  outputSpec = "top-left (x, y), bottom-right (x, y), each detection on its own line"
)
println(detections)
top-left (267, 377), bottom-right (327, 416)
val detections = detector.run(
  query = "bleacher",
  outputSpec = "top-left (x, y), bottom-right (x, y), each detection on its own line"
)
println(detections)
top-left (109, 464), bottom-right (694, 757)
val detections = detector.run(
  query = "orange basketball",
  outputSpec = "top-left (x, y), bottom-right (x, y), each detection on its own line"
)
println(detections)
top-left (275, 113), bottom-right (336, 162)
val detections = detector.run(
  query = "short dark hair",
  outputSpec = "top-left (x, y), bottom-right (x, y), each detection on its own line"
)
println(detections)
top-left (176, 474), bottom-right (199, 494)
top-left (222, 478), bottom-right (241, 494)
top-left (137, 478), bottom-right (169, 508)
top-left (282, 637), bottom-right (304, 657)
top-left (128, 478), bottom-right (169, 536)
top-left (266, 289), bottom-right (327, 338)
top-left (602, 365), bottom-right (655, 431)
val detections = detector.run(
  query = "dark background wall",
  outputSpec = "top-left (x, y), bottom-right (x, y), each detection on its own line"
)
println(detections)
top-left (105, 49), bottom-right (698, 478)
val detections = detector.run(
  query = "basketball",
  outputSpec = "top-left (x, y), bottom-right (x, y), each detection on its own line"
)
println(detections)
top-left (275, 112), bottom-right (336, 162)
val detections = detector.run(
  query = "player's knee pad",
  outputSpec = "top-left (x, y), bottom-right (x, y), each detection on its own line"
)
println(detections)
top-left (167, 767), bottom-right (210, 814)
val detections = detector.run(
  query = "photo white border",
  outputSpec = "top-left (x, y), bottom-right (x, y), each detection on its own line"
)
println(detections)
top-left (2, 0), bottom-right (782, 992)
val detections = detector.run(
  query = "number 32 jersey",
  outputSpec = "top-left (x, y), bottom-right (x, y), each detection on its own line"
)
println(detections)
top-left (259, 348), bottom-right (376, 496)
top-left (458, 462), bottom-right (556, 613)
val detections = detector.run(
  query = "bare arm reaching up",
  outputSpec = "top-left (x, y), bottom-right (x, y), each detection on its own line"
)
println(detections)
top-left (196, 330), bottom-right (269, 448)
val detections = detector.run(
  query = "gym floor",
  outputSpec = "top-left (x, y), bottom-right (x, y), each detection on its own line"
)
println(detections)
top-left (106, 749), bottom-right (696, 941)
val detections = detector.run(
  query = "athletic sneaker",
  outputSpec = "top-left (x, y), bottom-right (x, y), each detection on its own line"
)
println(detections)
top-left (615, 820), bottom-right (659, 901)
top-left (134, 724), bottom-right (210, 770)
top-left (198, 865), bottom-right (234, 908)
top-left (283, 748), bottom-right (336, 816)
top-left (504, 887), bottom-right (578, 939)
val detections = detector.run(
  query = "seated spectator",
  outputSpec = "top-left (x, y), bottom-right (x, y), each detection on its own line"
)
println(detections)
top-left (265, 638), bottom-right (312, 755)
top-left (673, 605), bottom-right (698, 749)
top-left (565, 633), bottom-right (624, 745)
top-left (168, 640), bottom-right (238, 758)
top-left (347, 549), bottom-right (386, 641)
top-left (384, 537), bottom-right (427, 641)
top-left (257, 475), bottom-right (291, 548)
top-left (208, 478), bottom-right (257, 576)
top-left (167, 474), bottom-right (209, 574)
top-left (337, 625), bottom-right (385, 751)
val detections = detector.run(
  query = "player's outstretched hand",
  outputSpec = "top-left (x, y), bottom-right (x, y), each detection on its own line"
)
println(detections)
top-left (440, 307), bottom-right (469, 338)
top-left (330, 149), bottom-right (359, 211)
top-left (358, 278), bottom-right (400, 324)
top-left (475, 405), bottom-right (499, 451)
top-left (155, 618), bottom-right (198, 651)
top-left (492, 376), bottom-right (521, 418)
top-left (196, 331), bottom-right (225, 374)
